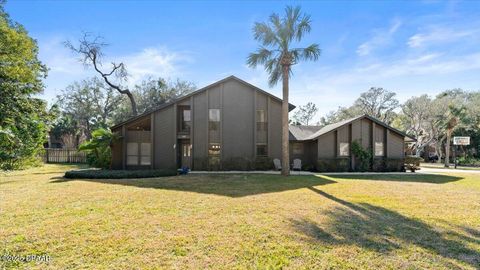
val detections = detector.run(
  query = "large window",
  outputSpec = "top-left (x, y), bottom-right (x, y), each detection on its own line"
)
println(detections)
top-left (256, 110), bottom-right (267, 133)
top-left (127, 143), bottom-right (138, 165)
top-left (181, 109), bottom-right (191, 132)
top-left (375, 142), bottom-right (384, 156)
top-left (209, 109), bottom-right (221, 144)
top-left (339, 142), bottom-right (349, 156)
top-left (126, 142), bottom-right (151, 166)
top-left (140, 143), bottom-right (151, 165)
top-left (256, 110), bottom-right (267, 156)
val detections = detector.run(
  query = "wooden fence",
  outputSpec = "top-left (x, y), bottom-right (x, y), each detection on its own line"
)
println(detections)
top-left (42, 148), bottom-right (87, 163)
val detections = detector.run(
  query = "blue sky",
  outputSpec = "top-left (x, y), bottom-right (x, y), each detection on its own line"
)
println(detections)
top-left (5, 0), bottom-right (480, 118)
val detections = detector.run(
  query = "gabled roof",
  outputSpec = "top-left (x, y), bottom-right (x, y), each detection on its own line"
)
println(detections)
top-left (111, 75), bottom-right (295, 130)
top-left (288, 125), bottom-right (322, 141)
top-left (289, 114), bottom-right (415, 142)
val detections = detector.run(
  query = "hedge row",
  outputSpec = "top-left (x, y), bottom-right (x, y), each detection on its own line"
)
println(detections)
top-left (64, 169), bottom-right (177, 179)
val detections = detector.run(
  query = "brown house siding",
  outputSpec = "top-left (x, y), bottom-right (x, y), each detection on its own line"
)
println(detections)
top-left (193, 90), bottom-right (208, 169)
top-left (109, 77), bottom-right (408, 172)
top-left (222, 79), bottom-right (255, 161)
top-left (154, 106), bottom-right (176, 170)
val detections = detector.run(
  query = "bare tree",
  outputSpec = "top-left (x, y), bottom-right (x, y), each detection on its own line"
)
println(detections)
top-left (65, 33), bottom-right (138, 116)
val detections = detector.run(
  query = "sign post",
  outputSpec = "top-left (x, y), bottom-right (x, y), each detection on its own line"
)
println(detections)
top-left (453, 137), bottom-right (470, 169)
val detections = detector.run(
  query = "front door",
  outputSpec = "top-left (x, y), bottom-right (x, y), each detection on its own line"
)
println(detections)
top-left (180, 143), bottom-right (192, 169)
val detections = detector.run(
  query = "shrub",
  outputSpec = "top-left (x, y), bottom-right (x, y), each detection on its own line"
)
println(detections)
top-left (64, 169), bottom-right (177, 179)
top-left (222, 157), bottom-right (253, 171)
top-left (254, 157), bottom-right (274, 170)
top-left (351, 141), bottom-right (372, 172)
top-left (316, 158), bottom-right (350, 172)
top-left (79, 128), bottom-right (118, 169)
top-left (373, 158), bottom-right (405, 172)
top-left (301, 164), bottom-right (315, 172)
top-left (405, 156), bottom-right (422, 172)
top-left (457, 156), bottom-right (480, 166)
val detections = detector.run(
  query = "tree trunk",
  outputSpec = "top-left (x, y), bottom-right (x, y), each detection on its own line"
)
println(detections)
top-left (281, 65), bottom-right (290, 176)
top-left (444, 130), bottom-right (451, 167)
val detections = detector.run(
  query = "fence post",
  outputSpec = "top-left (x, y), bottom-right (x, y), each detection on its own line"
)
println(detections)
top-left (46, 149), bottom-right (49, 163)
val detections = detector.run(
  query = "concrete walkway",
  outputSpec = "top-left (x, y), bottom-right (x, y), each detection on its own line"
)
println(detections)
top-left (418, 167), bottom-right (480, 174)
top-left (190, 167), bottom-right (480, 175)
top-left (190, 170), bottom-right (418, 176)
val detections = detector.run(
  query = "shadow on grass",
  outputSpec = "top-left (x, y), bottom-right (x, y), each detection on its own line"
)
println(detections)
top-left (290, 186), bottom-right (480, 268)
top-left (50, 174), bottom-right (336, 197)
top-left (321, 173), bottom-right (464, 184)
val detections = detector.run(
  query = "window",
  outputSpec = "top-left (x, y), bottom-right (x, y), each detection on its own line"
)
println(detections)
top-left (140, 143), bottom-right (151, 165)
top-left (256, 110), bottom-right (268, 132)
top-left (256, 144), bottom-right (267, 156)
top-left (126, 143), bottom-right (138, 165)
top-left (209, 109), bottom-right (221, 143)
top-left (339, 142), bottom-right (349, 156)
top-left (375, 142), bottom-right (384, 156)
top-left (256, 110), bottom-right (268, 150)
top-left (126, 142), bottom-right (151, 166)
top-left (209, 109), bottom-right (220, 122)
top-left (182, 144), bottom-right (192, 157)
top-left (292, 143), bottom-right (304, 155)
top-left (181, 109), bottom-right (191, 132)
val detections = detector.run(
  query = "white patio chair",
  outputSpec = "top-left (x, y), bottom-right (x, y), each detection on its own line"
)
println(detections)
top-left (292, 159), bottom-right (302, 171)
top-left (273, 158), bottom-right (282, 171)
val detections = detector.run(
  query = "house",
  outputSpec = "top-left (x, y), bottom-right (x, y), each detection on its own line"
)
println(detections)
top-left (288, 116), bottom-right (415, 172)
top-left (110, 76), bottom-right (413, 172)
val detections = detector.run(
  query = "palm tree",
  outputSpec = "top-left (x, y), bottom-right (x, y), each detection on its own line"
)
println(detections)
top-left (443, 105), bottom-right (466, 168)
top-left (247, 6), bottom-right (320, 176)
top-left (79, 128), bottom-right (119, 169)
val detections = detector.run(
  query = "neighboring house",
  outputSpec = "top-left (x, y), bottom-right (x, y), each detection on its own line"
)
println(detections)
top-left (110, 75), bottom-right (414, 172)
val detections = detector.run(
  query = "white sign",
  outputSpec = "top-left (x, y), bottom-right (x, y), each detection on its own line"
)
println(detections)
top-left (453, 136), bottom-right (470, 145)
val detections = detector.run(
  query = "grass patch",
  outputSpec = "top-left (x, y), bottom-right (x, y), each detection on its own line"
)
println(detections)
top-left (64, 169), bottom-right (177, 179)
top-left (1, 164), bottom-right (480, 269)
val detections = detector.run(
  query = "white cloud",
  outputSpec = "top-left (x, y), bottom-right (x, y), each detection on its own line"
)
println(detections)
top-left (120, 47), bottom-right (193, 87)
top-left (356, 18), bottom-right (402, 56)
top-left (408, 27), bottom-right (475, 48)
top-left (278, 51), bottom-right (480, 117)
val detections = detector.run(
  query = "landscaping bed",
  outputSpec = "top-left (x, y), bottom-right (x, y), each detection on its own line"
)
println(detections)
top-left (64, 169), bottom-right (177, 179)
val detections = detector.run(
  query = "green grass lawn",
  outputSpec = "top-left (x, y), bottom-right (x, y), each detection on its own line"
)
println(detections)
top-left (1, 164), bottom-right (480, 269)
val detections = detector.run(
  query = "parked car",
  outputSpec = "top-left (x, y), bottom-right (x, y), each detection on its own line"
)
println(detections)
top-left (428, 153), bottom-right (439, 163)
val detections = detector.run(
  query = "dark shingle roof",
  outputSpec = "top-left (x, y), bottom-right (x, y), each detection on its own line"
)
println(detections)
top-left (111, 75), bottom-right (295, 130)
top-left (288, 125), bottom-right (322, 141)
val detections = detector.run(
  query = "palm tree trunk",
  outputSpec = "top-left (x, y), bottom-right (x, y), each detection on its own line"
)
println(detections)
top-left (445, 130), bottom-right (451, 168)
top-left (281, 65), bottom-right (290, 176)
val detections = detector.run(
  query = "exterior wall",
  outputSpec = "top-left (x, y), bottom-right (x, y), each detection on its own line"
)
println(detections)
top-left (317, 132), bottom-right (335, 158)
top-left (154, 106), bottom-right (176, 170)
top-left (192, 91), bottom-right (208, 169)
top-left (388, 130), bottom-right (405, 158)
top-left (222, 79), bottom-right (254, 160)
top-left (316, 117), bottom-right (405, 172)
top-left (268, 98), bottom-right (282, 160)
top-left (188, 78), bottom-right (283, 170)
top-left (361, 118), bottom-right (372, 149)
